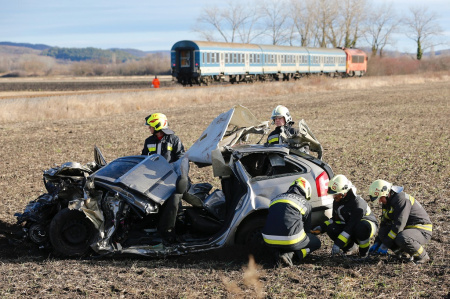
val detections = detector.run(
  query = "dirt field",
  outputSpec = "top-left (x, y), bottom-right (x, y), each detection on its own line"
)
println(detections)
top-left (0, 78), bottom-right (449, 298)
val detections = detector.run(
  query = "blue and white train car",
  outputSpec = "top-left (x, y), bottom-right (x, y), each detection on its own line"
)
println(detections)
top-left (307, 48), bottom-right (346, 75)
top-left (171, 40), bottom-right (350, 86)
top-left (171, 40), bottom-right (263, 85)
top-left (258, 44), bottom-right (310, 80)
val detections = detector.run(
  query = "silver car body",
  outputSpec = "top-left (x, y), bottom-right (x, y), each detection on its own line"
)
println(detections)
top-left (74, 105), bottom-right (333, 256)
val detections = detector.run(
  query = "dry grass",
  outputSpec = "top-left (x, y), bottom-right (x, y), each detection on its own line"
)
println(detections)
top-left (1, 73), bottom-right (449, 124)
top-left (0, 75), bottom-right (449, 298)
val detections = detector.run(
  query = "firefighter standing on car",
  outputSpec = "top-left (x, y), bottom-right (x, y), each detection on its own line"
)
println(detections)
top-left (142, 113), bottom-right (184, 163)
top-left (311, 174), bottom-right (378, 258)
top-left (266, 105), bottom-right (309, 154)
top-left (368, 179), bottom-right (432, 264)
top-left (142, 113), bottom-right (185, 243)
top-left (262, 177), bottom-right (321, 267)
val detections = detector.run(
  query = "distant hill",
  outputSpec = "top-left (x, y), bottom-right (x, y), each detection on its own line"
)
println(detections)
top-left (41, 47), bottom-right (139, 62)
top-left (0, 41), bottom-right (168, 60)
top-left (0, 42), bottom-right (52, 51)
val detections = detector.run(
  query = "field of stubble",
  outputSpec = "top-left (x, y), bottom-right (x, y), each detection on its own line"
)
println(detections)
top-left (0, 77), bottom-right (449, 298)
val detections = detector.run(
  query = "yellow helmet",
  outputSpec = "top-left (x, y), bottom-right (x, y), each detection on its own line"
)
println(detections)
top-left (328, 174), bottom-right (352, 195)
top-left (145, 113), bottom-right (169, 131)
top-left (368, 179), bottom-right (392, 202)
top-left (271, 105), bottom-right (292, 124)
top-left (291, 177), bottom-right (312, 200)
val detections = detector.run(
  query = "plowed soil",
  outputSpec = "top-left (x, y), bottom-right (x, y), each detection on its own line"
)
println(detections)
top-left (0, 78), bottom-right (448, 298)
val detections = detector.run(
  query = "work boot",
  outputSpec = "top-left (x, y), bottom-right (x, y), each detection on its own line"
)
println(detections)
top-left (359, 250), bottom-right (369, 258)
top-left (279, 252), bottom-right (294, 267)
top-left (414, 252), bottom-right (430, 264)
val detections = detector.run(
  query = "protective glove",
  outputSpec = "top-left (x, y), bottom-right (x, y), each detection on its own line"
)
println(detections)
top-left (376, 244), bottom-right (389, 255)
top-left (310, 226), bottom-right (323, 235)
top-left (369, 242), bottom-right (380, 254)
top-left (331, 244), bottom-right (341, 256)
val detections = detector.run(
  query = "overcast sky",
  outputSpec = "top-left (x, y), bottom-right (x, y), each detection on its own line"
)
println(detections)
top-left (1, 0), bottom-right (449, 53)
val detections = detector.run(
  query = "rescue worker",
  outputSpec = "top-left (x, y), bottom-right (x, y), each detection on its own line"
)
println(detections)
top-left (142, 113), bottom-right (185, 163)
top-left (368, 179), bottom-right (432, 264)
top-left (142, 113), bottom-right (185, 243)
top-left (266, 105), bottom-right (309, 154)
top-left (152, 75), bottom-right (160, 88)
top-left (262, 177), bottom-right (321, 267)
top-left (311, 174), bottom-right (378, 258)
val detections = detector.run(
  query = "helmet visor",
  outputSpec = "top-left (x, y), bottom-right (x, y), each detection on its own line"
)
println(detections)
top-left (369, 195), bottom-right (378, 202)
top-left (327, 187), bottom-right (338, 195)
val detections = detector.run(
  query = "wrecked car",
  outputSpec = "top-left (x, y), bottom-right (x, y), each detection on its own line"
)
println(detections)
top-left (14, 105), bottom-right (334, 257)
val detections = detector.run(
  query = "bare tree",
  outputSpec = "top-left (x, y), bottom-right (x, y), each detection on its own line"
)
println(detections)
top-left (193, 1), bottom-right (260, 43)
top-left (289, 0), bottom-right (315, 46)
top-left (403, 6), bottom-right (443, 60)
top-left (310, 0), bottom-right (339, 47)
top-left (259, 0), bottom-right (291, 45)
top-left (235, 3), bottom-right (264, 43)
top-left (363, 2), bottom-right (399, 57)
top-left (193, 6), bottom-right (229, 42)
top-left (338, 0), bottom-right (368, 48)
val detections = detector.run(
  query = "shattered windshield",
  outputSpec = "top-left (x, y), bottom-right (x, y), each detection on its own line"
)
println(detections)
top-left (93, 156), bottom-right (145, 180)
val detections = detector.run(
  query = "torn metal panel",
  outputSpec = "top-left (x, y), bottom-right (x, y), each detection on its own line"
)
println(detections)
top-left (186, 104), bottom-right (269, 165)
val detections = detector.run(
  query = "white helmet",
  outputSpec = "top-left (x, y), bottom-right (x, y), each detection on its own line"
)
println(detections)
top-left (271, 105), bottom-right (292, 124)
top-left (368, 179), bottom-right (392, 202)
top-left (328, 174), bottom-right (354, 196)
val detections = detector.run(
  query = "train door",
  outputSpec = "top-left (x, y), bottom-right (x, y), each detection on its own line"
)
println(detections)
top-left (277, 54), bottom-right (281, 72)
top-left (179, 50), bottom-right (193, 72)
top-left (220, 52), bottom-right (224, 73)
top-left (245, 53), bottom-right (249, 72)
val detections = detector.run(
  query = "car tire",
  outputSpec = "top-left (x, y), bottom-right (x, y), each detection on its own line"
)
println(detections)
top-left (49, 208), bottom-right (97, 257)
top-left (236, 215), bottom-right (266, 247)
top-left (235, 215), bottom-right (271, 260)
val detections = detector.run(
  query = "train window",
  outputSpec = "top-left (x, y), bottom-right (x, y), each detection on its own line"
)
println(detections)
top-left (241, 53), bottom-right (245, 63)
top-left (221, 53), bottom-right (224, 62)
top-left (250, 54), bottom-right (253, 63)
top-left (181, 50), bottom-right (190, 67)
top-left (352, 55), bottom-right (365, 63)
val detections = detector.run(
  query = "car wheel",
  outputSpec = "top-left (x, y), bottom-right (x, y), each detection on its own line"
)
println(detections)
top-left (49, 208), bottom-right (96, 257)
top-left (236, 216), bottom-right (266, 246)
top-left (235, 216), bottom-right (271, 260)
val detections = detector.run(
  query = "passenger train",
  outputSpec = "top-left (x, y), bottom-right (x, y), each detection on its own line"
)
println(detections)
top-left (171, 40), bottom-right (367, 86)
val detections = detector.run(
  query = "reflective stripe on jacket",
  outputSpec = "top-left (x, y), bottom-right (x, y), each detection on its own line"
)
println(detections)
top-left (380, 189), bottom-right (432, 248)
top-left (320, 189), bottom-right (378, 248)
top-left (262, 192), bottom-right (311, 248)
top-left (266, 125), bottom-right (299, 145)
top-left (141, 133), bottom-right (185, 163)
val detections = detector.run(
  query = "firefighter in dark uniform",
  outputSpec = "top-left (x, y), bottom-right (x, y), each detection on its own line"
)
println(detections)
top-left (368, 179), bottom-right (432, 264)
top-left (266, 105), bottom-right (309, 154)
top-left (142, 112), bottom-right (185, 163)
top-left (311, 174), bottom-right (378, 258)
top-left (142, 113), bottom-right (185, 243)
top-left (262, 177), bottom-right (321, 267)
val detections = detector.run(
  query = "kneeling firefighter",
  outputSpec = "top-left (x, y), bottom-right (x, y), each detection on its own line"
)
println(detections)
top-left (262, 177), bottom-right (321, 267)
top-left (311, 174), bottom-right (378, 258)
top-left (368, 179), bottom-right (432, 264)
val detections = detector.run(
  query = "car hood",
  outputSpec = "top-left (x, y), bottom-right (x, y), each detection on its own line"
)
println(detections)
top-left (185, 105), bottom-right (269, 165)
